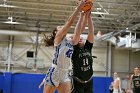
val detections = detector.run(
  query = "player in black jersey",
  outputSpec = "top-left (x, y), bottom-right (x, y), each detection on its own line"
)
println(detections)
top-left (130, 67), bottom-right (140, 93)
top-left (71, 7), bottom-right (94, 93)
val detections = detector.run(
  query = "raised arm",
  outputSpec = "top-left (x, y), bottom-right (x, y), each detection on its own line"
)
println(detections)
top-left (80, 13), bottom-right (88, 34)
top-left (72, 12), bottom-right (85, 45)
top-left (54, 1), bottom-right (85, 45)
top-left (87, 10), bottom-right (94, 43)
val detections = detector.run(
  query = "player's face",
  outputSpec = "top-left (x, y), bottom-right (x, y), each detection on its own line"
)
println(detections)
top-left (134, 67), bottom-right (139, 74)
top-left (113, 72), bottom-right (118, 78)
top-left (78, 38), bottom-right (84, 47)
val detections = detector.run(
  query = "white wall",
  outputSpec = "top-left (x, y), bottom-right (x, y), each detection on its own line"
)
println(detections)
top-left (0, 35), bottom-right (140, 77)
top-left (92, 47), bottom-right (107, 76)
top-left (92, 43), bottom-right (140, 77)
top-left (112, 48), bottom-right (140, 77)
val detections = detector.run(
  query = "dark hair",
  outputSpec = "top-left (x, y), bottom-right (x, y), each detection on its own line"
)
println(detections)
top-left (44, 28), bottom-right (57, 46)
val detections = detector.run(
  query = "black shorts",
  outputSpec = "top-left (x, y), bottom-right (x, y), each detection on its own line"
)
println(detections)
top-left (71, 78), bottom-right (93, 93)
top-left (133, 88), bottom-right (140, 93)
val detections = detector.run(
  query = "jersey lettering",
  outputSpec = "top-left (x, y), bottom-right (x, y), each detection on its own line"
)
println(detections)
top-left (81, 65), bottom-right (91, 71)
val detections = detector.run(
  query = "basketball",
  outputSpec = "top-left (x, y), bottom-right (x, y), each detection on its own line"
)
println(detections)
top-left (82, 0), bottom-right (93, 12)
top-left (77, 0), bottom-right (93, 12)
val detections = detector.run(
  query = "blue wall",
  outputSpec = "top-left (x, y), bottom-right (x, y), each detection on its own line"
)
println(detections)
top-left (0, 72), bottom-right (113, 93)
top-left (0, 72), bottom-right (3, 92)
top-left (11, 73), bottom-right (45, 93)
top-left (93, 77), bottom-right (113, 93)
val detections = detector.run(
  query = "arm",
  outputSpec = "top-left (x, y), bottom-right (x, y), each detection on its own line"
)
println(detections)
top-left (38, 79), bottom-right (45, 89)
top-left (72, 12), bottom-right (88, 45)
top-left (54, 1), bottom-right (85, 45)
top-left (79, 9), bottom-right (94, 37)
top-left (80, 13), bottom-right (88, 34)
top-left (72, 12), bottom-right (85, 45)
top-left (87, 10), bottom-right (94, 43)
top-left (129, 75), bottom-right (133, 90)
top-left (115, 79), bottom-right (120, 88)
top-left (118, 78), bottom-right (122, 93)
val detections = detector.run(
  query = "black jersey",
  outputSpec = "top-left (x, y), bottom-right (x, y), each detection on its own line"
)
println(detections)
top-left (132, 75), bottom-right (140, 88)
top-left (72, 40), bottom-right (93, 81)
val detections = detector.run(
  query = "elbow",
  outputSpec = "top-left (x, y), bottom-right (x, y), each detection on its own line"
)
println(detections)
top-left (72, 40), bottom-right (79, 45)
top-left (67, 19), bottom-right (74, 26)
top-left (72, 37), bottom-right (80, 45)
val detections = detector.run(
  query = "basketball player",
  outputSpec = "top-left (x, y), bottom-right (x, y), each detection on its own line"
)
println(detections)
top-left (43, 1), bottom-right (87, 93)
top-left (129, 67), bottom-right (140, 93)
top-left (112, 72), bottom-right (121, 93)
top-left (71, 8), bottom-right (94, 93)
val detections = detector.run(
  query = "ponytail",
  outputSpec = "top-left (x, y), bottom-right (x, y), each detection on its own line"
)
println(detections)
top-left (44, 28), bottom-right (57, 46)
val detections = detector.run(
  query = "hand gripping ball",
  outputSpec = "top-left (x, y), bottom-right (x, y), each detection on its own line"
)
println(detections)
top-left (82, 0), bottom-right (93, 12)
top-left (77, 0), bottom-right (93, 12)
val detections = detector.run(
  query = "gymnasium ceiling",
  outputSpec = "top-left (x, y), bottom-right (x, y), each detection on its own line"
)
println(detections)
top-left (0, 0), bottom-right (140, 36)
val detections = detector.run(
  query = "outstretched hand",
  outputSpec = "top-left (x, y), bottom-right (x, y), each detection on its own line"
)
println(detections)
top-left (84, 3), bottom-right (92, 14)
top-left (76, 0), bottom-right (87, 12)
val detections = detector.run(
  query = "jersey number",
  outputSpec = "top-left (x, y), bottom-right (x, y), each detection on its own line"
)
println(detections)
top-left (66, 49), bottom-right (73, 58)
top-left (83, 58), bottom-right (89, 66)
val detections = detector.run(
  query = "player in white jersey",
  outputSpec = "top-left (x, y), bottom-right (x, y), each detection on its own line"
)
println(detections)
top-left (43, 1), bottom-right (87, 93)
top-left (113, 72), bottom-right (121, 93)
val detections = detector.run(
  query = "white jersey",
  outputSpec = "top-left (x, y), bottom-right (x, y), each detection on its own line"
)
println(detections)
top-left (44, 37), bottom-right (73, 87)
top-left (52, 37), bottom-right (73, 69)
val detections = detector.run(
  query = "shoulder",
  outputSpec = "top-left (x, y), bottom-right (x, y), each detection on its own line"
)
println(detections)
top-left (138, 74), bottom-right (140, 78)
top-left (117, 77), bottom-right (121, 81)
top-left (85, 40), bottom-right (93, 48)
top-left (130, 74), bottom-right (134, 79)
top-left (86, 40), bottom-right (93, 45)
top-left (66, 37), bottom-right (72, 43)
top-left (131, 74), bottom-right (134, 77)
top-left (115, 77), bottom-right (120, 81)
top-left (54, 37), bottom-right (66, 46)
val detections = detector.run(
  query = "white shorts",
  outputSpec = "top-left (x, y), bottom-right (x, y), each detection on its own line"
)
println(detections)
top-left (45, 66), bottom-right (70, 87)
top-left (113, 88), bottom-right (119, 93)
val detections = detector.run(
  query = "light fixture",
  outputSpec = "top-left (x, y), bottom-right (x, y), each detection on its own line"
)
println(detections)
top-left (0, 0), bottom-right (17, 8)
top-left (96, 8), bottom-right (102, 10)
top-left (0, 4), bottom-right (17, 8)
top-left (91, 12), bottom-right (109, 15)
top-left (3, 16), bottom-right (24, 25)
